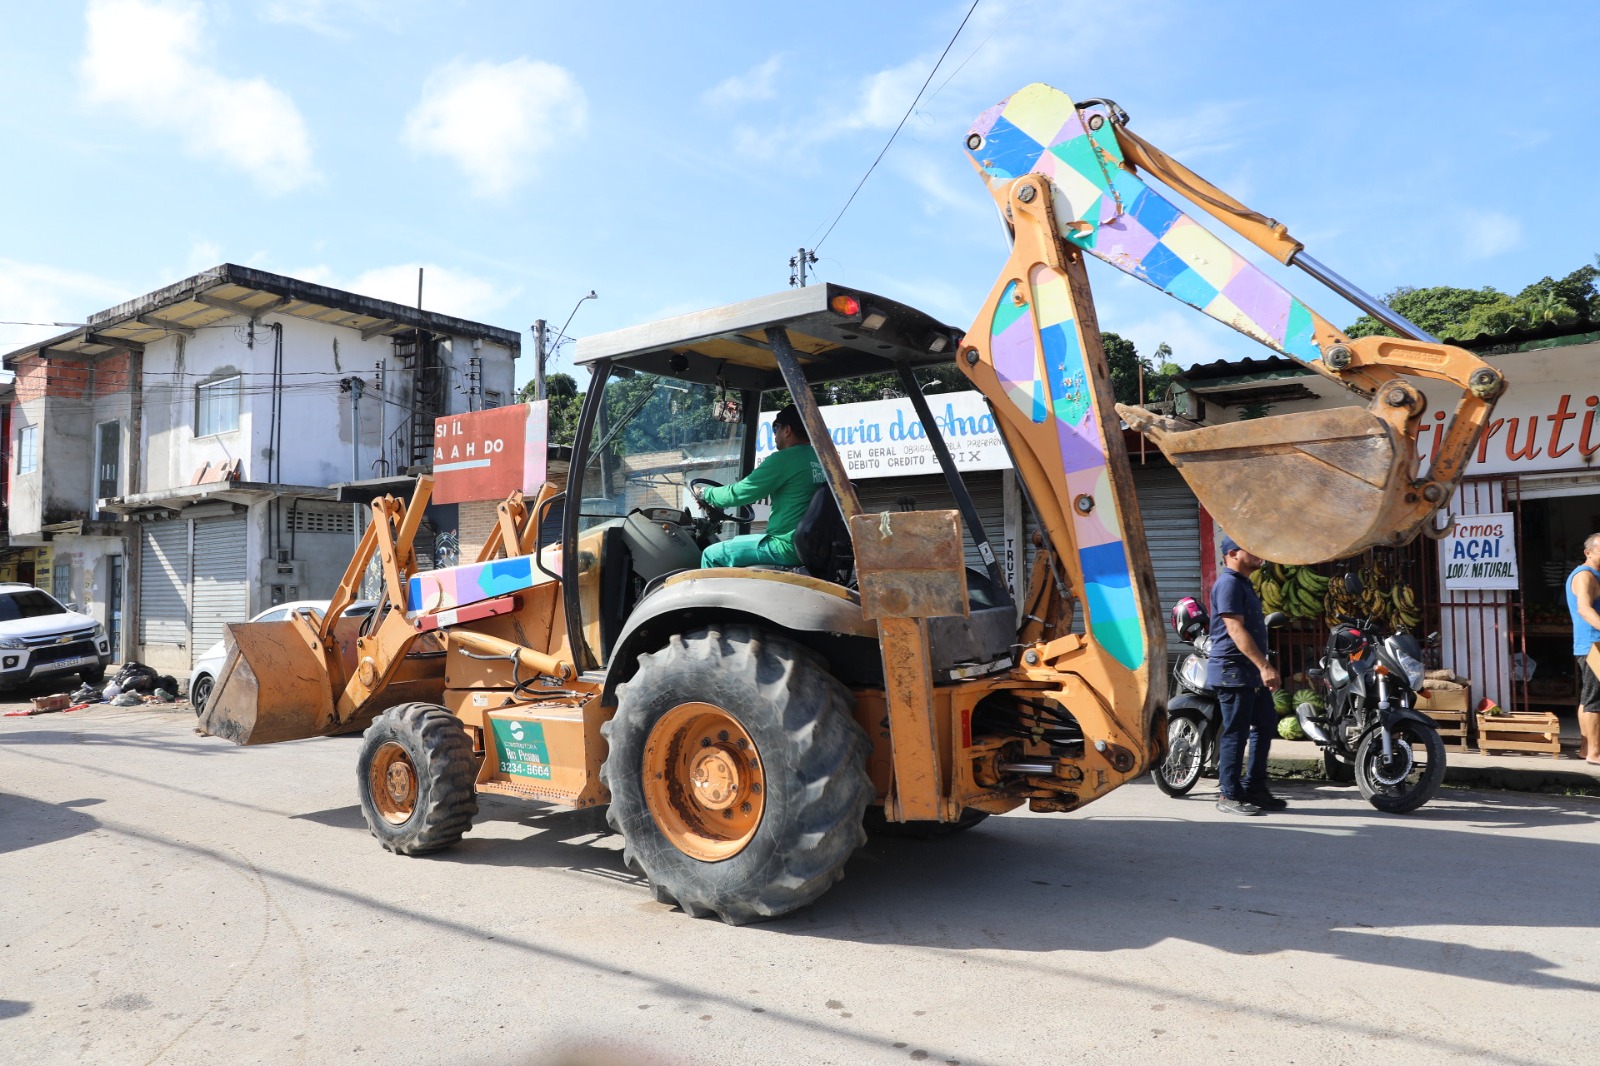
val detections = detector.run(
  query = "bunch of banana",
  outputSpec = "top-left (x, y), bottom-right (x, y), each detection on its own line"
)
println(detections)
top-left (1252, 562), bottom-right (1329, 620)
top-left (1390, 582), bottom-right (1422, 631)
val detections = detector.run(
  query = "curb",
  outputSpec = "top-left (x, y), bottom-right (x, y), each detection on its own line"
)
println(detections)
top-left (1268, 754), bottom-right (1600, 795)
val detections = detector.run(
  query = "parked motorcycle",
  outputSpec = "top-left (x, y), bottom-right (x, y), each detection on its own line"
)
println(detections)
top-left (1153, 597), bottom-right (1287, 797)
top-left (1297, 573), bottom-right (1446, 814)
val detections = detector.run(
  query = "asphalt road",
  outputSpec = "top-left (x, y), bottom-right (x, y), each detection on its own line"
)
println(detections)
top-left (3, 701), bottom-right (1597, 1066)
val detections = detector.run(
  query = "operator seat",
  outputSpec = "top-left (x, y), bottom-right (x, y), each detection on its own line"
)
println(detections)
top-left (790, 485), bottom-right (853, 585)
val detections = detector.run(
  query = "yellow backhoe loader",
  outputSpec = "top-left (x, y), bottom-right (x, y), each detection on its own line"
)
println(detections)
top-left (198, 83), bottom-right (1504, 923)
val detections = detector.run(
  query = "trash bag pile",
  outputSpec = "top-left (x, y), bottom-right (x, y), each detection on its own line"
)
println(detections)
top-left (64, 662), bottom-right (183, 707)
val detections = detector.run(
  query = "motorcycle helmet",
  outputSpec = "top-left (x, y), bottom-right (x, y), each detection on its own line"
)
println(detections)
top-left (1170, 596), bottom-right (1208, 643)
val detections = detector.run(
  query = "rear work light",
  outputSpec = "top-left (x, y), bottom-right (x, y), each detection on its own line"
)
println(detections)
top-left (830, 294), bottom-right (861, 316)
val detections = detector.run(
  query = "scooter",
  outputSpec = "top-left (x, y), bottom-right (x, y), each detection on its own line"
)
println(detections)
top-left (1153, 598), bottom-right (1287, 797)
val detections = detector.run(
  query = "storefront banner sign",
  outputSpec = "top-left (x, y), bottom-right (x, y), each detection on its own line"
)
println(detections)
top-left (754, 393), bottom-right (1009, 478)
top-left (1439, 512), bottom-right (1519, 590)
top-left (432, 401), bottom-right (549, 504)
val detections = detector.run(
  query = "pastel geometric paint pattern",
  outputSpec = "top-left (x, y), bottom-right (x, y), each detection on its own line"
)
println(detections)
top-left (987, 256), bottom-right (1145, 670)
top-left (408, 549), bottom-right (560, 614)
top-left (967, 83), bottom-right (1320, 363)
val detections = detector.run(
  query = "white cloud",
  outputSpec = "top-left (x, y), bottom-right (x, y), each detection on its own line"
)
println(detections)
top-left (402, 59), bottom-right (587, 198)
top-left (295, 262), bottom-right (521, 325)
top-left (78, 0), bottom-right (318, 194)
top-left (704, 56), bottom-right (783, 107)
top-left (261, 0), bottom-right (394, 35)
top-left (0, 260), bottom-right (131, 354)
top-left (1457, 209), bottom-right (1524, 262)
top-left (186, 240), bottom-right (225, 273)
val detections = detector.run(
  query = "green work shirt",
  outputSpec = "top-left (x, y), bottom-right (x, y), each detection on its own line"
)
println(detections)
top-left (702, 444), bottom-right (824, 561)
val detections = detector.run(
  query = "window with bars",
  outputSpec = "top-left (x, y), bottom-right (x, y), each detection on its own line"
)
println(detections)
top-left (288, 507), bottom-right (355, 535)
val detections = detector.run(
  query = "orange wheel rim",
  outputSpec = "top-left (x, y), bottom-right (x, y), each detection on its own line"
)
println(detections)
top-left (371, 741), bottom-right (419, 824)
top-left (642, 702), bottom-right (765, 862)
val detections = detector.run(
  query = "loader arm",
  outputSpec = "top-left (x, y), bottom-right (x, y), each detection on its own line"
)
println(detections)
top-left (964, 84), bottom-right (1505, 564)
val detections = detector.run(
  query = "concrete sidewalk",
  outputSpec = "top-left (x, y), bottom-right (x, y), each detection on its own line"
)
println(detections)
top-left (1270, 738), bottom-right (1600, 794)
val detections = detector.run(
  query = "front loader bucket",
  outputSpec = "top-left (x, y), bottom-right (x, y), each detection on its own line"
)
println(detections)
top-left (1118, 404), bottom-right (1418, 565)
top-left (197, 621), bottom-right (341, 746)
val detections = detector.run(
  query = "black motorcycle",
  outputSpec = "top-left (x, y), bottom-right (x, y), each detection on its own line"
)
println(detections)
top-left (1153, 598), bottom-right (1287, 797)
top-left (1296, 574), bottom-right (1446, 814)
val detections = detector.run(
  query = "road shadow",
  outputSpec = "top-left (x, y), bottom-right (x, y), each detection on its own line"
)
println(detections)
top-left (0, 999), bottom-right (32, 1020)
top-left (0, 792), bottom-right (101, 856)
top-left (753, 781), bottom-right (1600, 993)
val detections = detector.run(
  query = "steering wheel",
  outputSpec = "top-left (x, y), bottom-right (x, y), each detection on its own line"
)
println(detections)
top-left (689, 478), bottom-right (755, 524)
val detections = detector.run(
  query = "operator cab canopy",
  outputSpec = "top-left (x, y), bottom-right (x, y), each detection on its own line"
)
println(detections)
top-left (573, 283), bottom-right (965, 386)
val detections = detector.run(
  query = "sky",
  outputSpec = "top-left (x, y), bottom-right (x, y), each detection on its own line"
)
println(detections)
top-left (2, 0), bottom-right (1597, 393)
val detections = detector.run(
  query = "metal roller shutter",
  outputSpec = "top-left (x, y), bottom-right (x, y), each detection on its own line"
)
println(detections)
top-left (139, 521), bottom-right (189, 646)
top-left (1133, 465), bottom-right (1202, 662)
top-left (852, 472), bottom-right (1005, 573)
top-left (191, 516), bottom-right (249, 666)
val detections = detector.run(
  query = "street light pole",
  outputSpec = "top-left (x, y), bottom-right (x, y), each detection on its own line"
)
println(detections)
top-left (533, 290), bottom-right (597, 401)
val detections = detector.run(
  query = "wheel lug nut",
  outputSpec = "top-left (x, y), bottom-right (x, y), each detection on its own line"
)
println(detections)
top-left (736, 738), bottom-right (747, 750)
top-left (722, 810), bottom-right (733, 820)
top-left (741, 802), bottom-right (752, 814)
top-left (700, 737), bottom-right (712, 747)
top-left (749, 783), bottom-right (761, 794)
top-left (717, 730), bottom-right (729, 742)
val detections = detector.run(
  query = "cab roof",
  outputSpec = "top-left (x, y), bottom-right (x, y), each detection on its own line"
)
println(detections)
top-left (573, 284), bottom-right (966, 392)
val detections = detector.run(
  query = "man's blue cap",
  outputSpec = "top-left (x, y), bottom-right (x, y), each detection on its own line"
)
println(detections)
top-left (1220, 534), bottom-right (1241, 557)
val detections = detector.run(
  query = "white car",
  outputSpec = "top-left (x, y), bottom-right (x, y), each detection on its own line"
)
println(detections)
top-left (187, 599), bottom-right (378, 713)
top-left (0, 583), bottom-right (114, 691)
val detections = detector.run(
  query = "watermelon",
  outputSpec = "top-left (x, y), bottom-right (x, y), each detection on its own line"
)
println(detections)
top-left (1291, 688), bottom-right (1319, 707)
top-left (1278, 715), bottom-right (1306, 741)
top-left (1273, 689), bottom-right (1293, 715)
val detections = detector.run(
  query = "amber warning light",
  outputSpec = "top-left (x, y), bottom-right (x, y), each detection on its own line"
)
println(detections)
top-left (830, 294), bottom-right (861, 316)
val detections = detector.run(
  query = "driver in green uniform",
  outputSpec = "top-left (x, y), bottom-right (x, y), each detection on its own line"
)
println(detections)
top-left (694, 405), bottom-right (825, 568)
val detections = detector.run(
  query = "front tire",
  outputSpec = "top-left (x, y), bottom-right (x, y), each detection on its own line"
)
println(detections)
top-left (189, 674), bottom-right (213, 715)
top-left (1153, 712), bottom-right (1208, 797)
top-left (1355, 721), bottom-right (1445, 814)
top-left (357, 703), bottom-right (479, 854)
top-left (80, 665), bottom-right (107, 686)
top-left (603, 625), bottom-right (872, 925)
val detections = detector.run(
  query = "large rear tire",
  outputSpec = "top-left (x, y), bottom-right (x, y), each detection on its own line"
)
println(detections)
top-left (357, 703), bottom-right (479, 854)
top-left (603, 625), bottom-right (872, 925)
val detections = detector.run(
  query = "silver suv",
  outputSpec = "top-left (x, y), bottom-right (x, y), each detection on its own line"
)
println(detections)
top-left (0, 584), bottom-right (113, 691)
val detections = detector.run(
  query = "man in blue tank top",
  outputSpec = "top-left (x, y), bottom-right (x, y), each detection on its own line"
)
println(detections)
top-left (1567, 533), bottom-right (1600, 764)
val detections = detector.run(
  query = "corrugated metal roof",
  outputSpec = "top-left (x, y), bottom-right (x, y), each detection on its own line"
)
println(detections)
top-left (3, 263), bottom-right (521, 367)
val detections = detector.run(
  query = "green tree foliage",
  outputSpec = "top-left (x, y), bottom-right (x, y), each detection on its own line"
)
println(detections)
top-left (516, 371), bottom-right (585, 446)
top-left (1103, 332), bottom-right (1176, 406)
top-left (1343, 256), bottom-right (1599, 341)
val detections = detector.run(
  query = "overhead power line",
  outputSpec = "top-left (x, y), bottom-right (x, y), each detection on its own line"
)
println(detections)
top-left (809, 0), bottom-right (982, 255)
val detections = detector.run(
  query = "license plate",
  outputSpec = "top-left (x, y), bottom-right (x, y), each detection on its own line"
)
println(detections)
top-left (41, 655), bottom-right (97, 671)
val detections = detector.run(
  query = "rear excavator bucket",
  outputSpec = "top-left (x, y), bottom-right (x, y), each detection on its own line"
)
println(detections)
top-left (1119, 404), bottom-right (1420, 565)
top-left (965, 83), bottom-right (1504, 567)
top-left (197, 621), bottom-right (342, 745)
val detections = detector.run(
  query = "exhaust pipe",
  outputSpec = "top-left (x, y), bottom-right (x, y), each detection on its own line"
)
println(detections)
top-left (1296, 703), bottom-right (1329, 745)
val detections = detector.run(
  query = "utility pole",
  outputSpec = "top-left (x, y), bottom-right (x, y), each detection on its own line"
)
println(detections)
top-left (531, 319), bottom-right (548, 402)
top-left (789, 248), bottom-right (817, 288)
top-left (340, 376), bottom-right (365, 482)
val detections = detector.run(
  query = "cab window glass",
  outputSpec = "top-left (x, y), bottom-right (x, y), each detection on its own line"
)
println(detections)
top-left (577, 373), bottom-right (744, 531)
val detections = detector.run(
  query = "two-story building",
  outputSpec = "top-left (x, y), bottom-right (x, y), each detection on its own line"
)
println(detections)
top-left (2, 264), bottom-right (519, 678)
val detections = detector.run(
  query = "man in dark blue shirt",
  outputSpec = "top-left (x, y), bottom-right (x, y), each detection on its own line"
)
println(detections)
top-left (1207, 534), bottom-right (1285, 815)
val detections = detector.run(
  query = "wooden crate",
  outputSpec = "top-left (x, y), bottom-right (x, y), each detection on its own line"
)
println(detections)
top-left (30, 693), bottom-right (71, 713)
top-left (1415, 689), bottom-right (1468, 750)
top-left (1476, 711), bottom-right (1562, 758)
